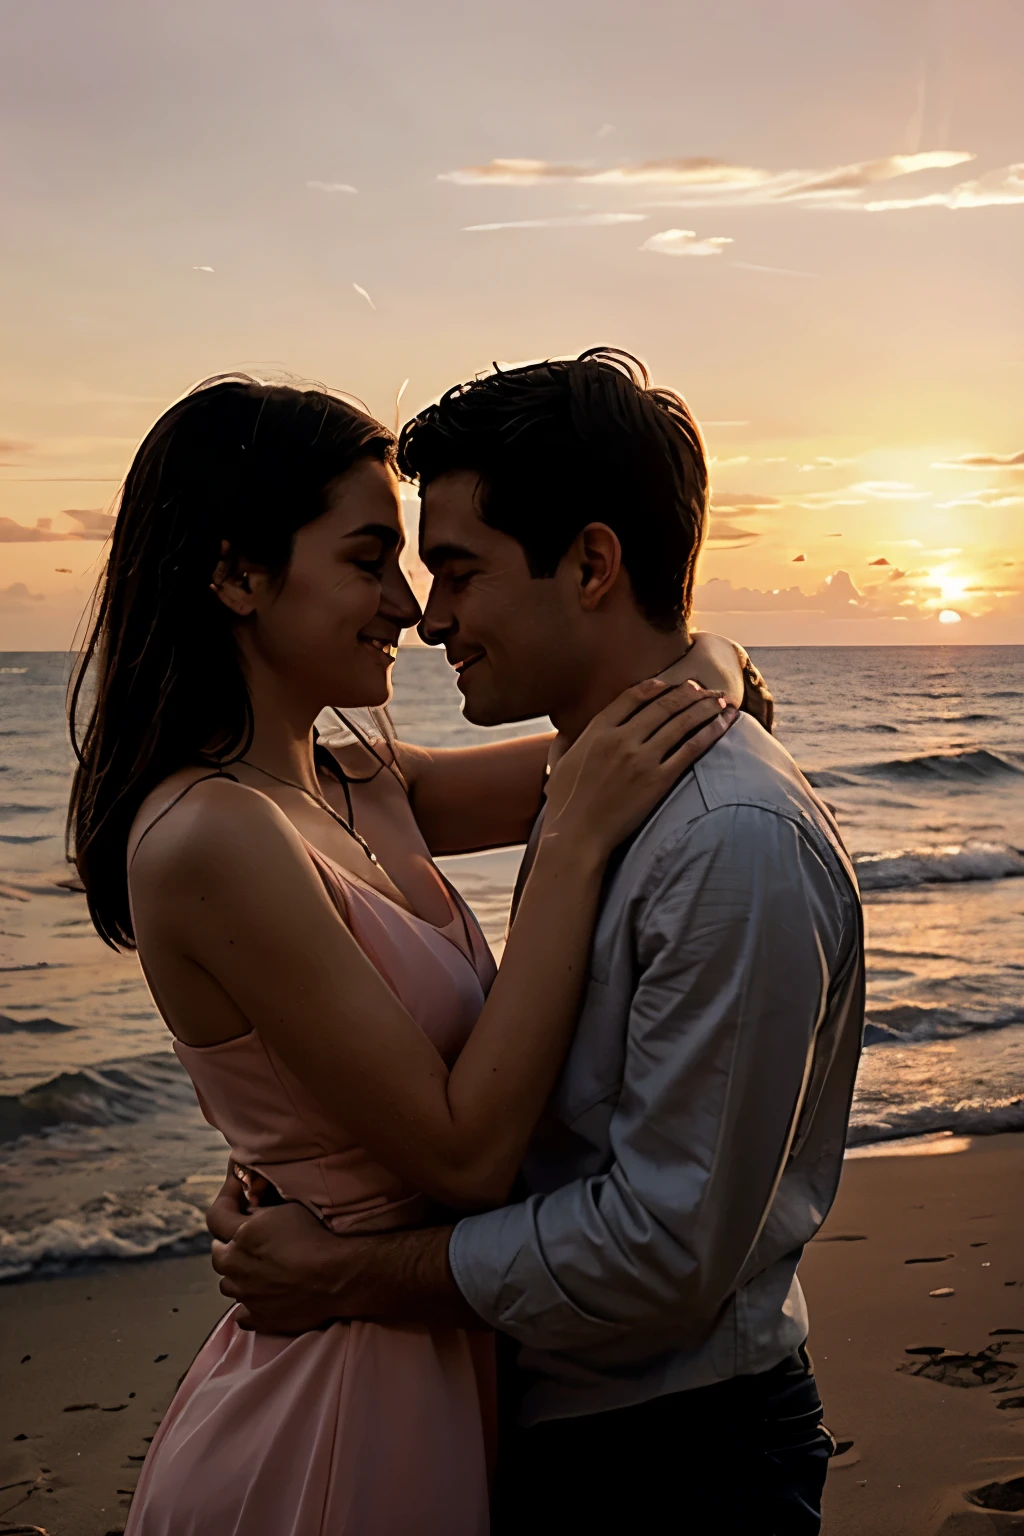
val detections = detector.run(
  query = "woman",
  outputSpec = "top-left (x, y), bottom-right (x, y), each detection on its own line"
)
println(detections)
top-left (68, 376), bottom-right (747, 1536)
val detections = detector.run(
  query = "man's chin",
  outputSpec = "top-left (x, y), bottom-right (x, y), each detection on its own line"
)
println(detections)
top-left (459, 678), bottom-right (545, 729)
top-left (459, 692), bottom-right (507, 727)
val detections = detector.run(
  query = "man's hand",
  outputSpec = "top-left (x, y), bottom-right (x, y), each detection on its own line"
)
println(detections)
top-left (211, 1201), bottom-right (351, 1333)
top-left (206, 1164), bottom-right (478, 1334)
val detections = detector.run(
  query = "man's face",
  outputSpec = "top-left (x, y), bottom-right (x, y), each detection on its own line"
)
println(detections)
top-left (418, 470), bottom-right (585, 726)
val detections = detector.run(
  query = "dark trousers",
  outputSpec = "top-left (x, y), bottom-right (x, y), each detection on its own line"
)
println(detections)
top-left (492, 1346), bottom-right (832, 1535)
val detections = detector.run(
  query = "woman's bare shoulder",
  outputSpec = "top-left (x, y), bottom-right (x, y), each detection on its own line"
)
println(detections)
top-left (129, 771), bottom-right (295, 880)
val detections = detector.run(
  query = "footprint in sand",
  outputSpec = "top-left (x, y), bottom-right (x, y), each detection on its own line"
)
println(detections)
top-left (898, 1344), bottom-right (1016, 1388)
top-left (966, 1474), bottom-right (1024, 1512)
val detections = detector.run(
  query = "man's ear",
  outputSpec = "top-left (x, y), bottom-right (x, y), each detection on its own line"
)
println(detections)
top-left (210, 538), bottom-right (260, 617)
top-left (574, 523), bottom-right (623, 612)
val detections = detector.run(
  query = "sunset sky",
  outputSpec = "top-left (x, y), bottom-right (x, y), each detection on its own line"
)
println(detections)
top-left (1, 0), bottom-right (1021, 649)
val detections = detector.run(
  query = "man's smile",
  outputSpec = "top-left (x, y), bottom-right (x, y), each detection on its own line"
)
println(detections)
top-left (450, 649), bottom-right (485, 678)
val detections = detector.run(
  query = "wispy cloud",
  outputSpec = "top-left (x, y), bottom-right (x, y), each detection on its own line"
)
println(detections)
top-left (851, 480), bottom-right (931, 501)
top-left (936, 488), bottom-right (1024, 509)
top-left (933, 449), bottom-right (1024, 468)
top-left (0, 438), bottom-right (32, 465)
top-left (864, 163), bottom-right (1024, 212)
top-left (706, 520), bottom-right (760, 547)
top-left (192, 265), bottom-right (215, 273)
top-left (465, 212), bottom-right (645, 232)
top-left (441, 150), bottom-right (974, 211)
top-left (796, 456), bottom-right (853, 472)
top-left (731, 261), bottom-right (820, 277)
top-left (642, 228), bottom-right (732, 257)
top-left (307, 180), bottom-right (358, 194)
top-left (710, 492), bottom-right (780, 512)
top-left (352, 283), bottom-right (376, 309)
top-left (796, 479), bottom-right (929, 507)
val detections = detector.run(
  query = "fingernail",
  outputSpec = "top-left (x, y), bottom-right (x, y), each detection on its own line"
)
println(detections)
top-left (643, 677), bottom-right (670, 691)
top-left (717, 694), bottom-right (727, 708)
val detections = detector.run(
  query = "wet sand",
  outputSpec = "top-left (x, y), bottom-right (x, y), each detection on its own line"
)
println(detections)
top-left (2, 1133), bottom-right (1022, 1535)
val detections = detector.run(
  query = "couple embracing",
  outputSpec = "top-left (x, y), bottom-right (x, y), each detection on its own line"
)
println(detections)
top-left (70, 348), bottom-right (864, 1535)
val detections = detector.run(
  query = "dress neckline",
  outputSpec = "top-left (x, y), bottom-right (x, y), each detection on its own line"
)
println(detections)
top-left (298, 835), bottom-right (481, 973)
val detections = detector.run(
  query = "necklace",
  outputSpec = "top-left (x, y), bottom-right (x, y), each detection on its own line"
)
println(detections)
top-left (238, 759), bottom-right (379, 865)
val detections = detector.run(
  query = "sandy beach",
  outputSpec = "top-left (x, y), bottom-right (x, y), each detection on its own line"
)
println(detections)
top-left (2, 1132), bottom-right (1023, 1536)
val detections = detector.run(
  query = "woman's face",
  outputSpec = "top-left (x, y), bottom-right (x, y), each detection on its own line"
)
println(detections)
top-left (239, 459), bottom-right (421, 711)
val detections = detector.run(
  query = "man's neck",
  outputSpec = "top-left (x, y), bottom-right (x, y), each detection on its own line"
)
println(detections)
top-left (550, 624), bottom-right (692, 744)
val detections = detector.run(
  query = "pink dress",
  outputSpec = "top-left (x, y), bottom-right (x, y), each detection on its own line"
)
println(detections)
top-left (126, 843), bottom-right (498, 1536)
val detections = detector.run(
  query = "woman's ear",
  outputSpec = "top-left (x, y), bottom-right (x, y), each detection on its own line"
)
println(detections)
top-left (209, 538), bottom-right (259, 617)
top-left (575, 523), bottom-right (623, 612)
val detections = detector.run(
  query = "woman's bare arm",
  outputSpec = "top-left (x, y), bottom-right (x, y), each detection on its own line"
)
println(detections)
top-left (135, 684), bottom-right (734, 1211)
top-left (393, 734), bottom-right (553, 855)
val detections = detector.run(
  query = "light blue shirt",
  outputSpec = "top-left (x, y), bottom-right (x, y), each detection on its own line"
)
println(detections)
top-left (449, 714), bottom-right (864, 1425)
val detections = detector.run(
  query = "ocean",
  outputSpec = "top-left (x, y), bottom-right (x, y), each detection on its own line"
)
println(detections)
top-left (1, 646), bottom-right (1022, 1281)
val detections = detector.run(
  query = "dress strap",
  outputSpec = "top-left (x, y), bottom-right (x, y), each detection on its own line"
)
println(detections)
top-left (129, 771), bottom-right (239, 869)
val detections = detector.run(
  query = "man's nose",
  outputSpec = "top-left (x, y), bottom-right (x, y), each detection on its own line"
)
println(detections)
top-left (417, 612), bottom-right (453, 647)
top-left (418, 584), bottom-right (455, 648)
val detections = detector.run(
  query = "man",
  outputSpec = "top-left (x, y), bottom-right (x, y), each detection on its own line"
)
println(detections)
top-left (208, 349), bottom-right (864, 1533)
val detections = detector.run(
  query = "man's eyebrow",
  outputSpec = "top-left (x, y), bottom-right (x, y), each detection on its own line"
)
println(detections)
top-left (420, 541), bottom-right (479, 570)
top-left (347, 522), bottom-right (401, 551)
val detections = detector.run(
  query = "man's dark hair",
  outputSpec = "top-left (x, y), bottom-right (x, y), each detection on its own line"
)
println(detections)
top-left (397, 347), bottom-right (708, 632)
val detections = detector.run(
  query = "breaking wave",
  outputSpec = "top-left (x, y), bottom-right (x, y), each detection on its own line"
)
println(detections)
top-left (854, 841), bottom-right (1024, 892)
top-left (848, 1096), bottom-right (1024, 1146)
top-left (863, 1002), bottom-right (1024, 1045)
top-left (0, 1184), bottom-right (212, 1282)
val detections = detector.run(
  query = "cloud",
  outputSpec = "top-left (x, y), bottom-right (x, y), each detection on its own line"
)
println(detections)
top-left (0, 582), bottom-right (44, 607)
top-left (192, 265), bottom-right (215, 273)
top-left (936, 488), bottom-right (1024, 509)
top-left (795, 489), bottom-right (868, 507)
top-left (796, 456), bottom-right (853, 472)
top-left (710, 492), bottom-right (780, 510)
top-left (465, 212), bottom-right (646, 231)
top-left (868, 557), bottom-right (891, 566)
top-left (440, 158), bottom-right (592, 184)
top-left (0, 517), bottom-right (68, 543)
top-left (352, 283), bottom-right (376, 309)
top-left (792, 554), bottom-right (806, 562)
top-left (64, 508), bottom-right (115, 536)
top-left (933, 449), bottom-right (1024, 468)
top-left (306, 180), bottom-right (357, 194)
top-left (706, 520), bottom-right (761, 547)
top-left (731, 261), bottom-right (820, 277)
top-left (0, 508), bottom-right (113, 542)
top-left (850, 480), bottom-right (931, 501)
top-left (691, 568), bottom-right (981, 622)
top-left (864, 163), bottom-right (1024, 212)
top-left (642, 228), bottom-right (732, 257)
top-left (694, 573), bottom-right (863, 613)
top-left (0, 438), bottom-right (32, 465)
top-left (441, 150), bottom-right (975, 212)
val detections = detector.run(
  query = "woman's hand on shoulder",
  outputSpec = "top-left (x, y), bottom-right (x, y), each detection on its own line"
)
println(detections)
top-left (543, 679), bottom-right (736, 860)
top-left (661, 632), bottom-right (774, 733)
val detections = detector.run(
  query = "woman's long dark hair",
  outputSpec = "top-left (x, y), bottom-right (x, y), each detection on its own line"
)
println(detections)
top-left (68, 376), bottom-right (395, 950)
